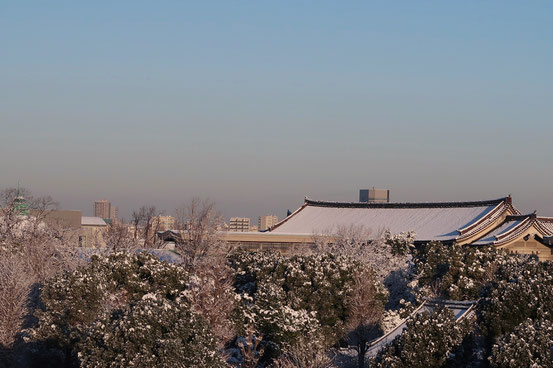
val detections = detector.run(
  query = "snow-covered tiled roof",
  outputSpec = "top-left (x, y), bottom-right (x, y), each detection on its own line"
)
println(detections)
top-left (81, 216), bottom-right (107, 226)
top-left (537, 217), bottom-right (553, 235)
top-left (472, 214), bottom-right (553, 246)
top-left (269, 197), bottom-right (512, 242)
top-left (472, 219), bottom-right (526, 245)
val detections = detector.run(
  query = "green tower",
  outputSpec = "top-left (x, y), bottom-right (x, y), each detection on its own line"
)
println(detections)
top-left (13, 183), bottom-right (30, 216)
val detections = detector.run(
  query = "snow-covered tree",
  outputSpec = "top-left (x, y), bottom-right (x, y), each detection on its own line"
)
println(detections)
top-left (174, 198), bottom-right (229, 269)
top-left (172, 198), bottom-right (239, 347)
top-left (313, 226), bottom-right (413, 282)
top-left (130, 205), bottom-right (162, 248)
top-left (27, 252), bottom-right (192, 366)
top-left (271, 332), bottom-right (336, 368)
top-left (383, 230), bottom-right (416, 257)
top-left (230, 251), bottom-right (386, 364)
top-left (489, 318), bottom-right (553, 368)
top-left (344, 268), bottom-right (387, 368)
top-left (0, 187), bottom-right (80, 349)
top-left (102, 221), bottom-right (141, 251)
top-left (185, 256), bottom-right (238, 347)
top-left (371, 308), bottom-right (472, 368)
top-left (313, 227), bottom-right (416, 311)
top-left (414, 242), bottom-right (507, 300)
top-left (478, 257), bottom-right (553, 340)
top-left (79, 292), bottom-right (225, 368)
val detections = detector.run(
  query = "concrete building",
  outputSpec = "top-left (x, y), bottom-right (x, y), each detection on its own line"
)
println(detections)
top-left (360, 188), bottom-right (390, 203)
top-left (109, 205), bottom-right (118, 220)
top-left (153, 215), bottom-right (176, 231)
top-left (229, 217), bottom-right (250, 232)
top-left (259, 215), bottom-right (279, 231)
top-left (94, 199), bottom-right (111, 219)
top-left (80, 216), bottom-right (108, 247)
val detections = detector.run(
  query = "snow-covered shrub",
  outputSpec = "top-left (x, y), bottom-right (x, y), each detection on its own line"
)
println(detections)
top-left (370, 308), bottom-right (472, 368)
top-left (489, 318), bottom-right (553, 368)
top-left (314, 226), bottom-right (414, 283)
top-left (27, 252), bottom-right (191, 366)
top-left (478, 258), bottom-right (553, 339)
top-left (185, 257), bottom-right (238, 347)
top-left (383, 230), bottom-right (416, 256)
top-left (380, 310), bottom-right (403, 334)
top-left (79, 292), bottom-right (225, 368)
top-left (271, 332), bottom-right (336, 368)
top-left (492, 253), bottom-right (549, 282)
top-left (230, 251), bottom-right (385, 362)
top-left (0, 188), bottom-right (81, 349)
top-left (244, 279), bottom-right (321, 350)
top-left (313, 227), bottom-right (417, 313)
top-left (414, 242), bottom-right (507, 300)
top-left (232, 252), bottom-right (354, 341)
top-left (344, 267), bottom-right (388, 368)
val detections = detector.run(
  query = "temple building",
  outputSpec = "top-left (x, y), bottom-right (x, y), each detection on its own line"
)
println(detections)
top-left (265, 196), bottom-right (553, 260)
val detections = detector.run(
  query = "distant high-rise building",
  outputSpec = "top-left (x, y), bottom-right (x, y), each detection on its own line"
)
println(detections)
top-left (229, 217), bottom-right (250, 232)
top-left (259, 215), bottom-right (279, 231)
top-left (94, 200), bottom-right (111, 219)
top-left (359, 188), bottom-right (390, 203)
top-left (109, 205), bottom-right (118, 220)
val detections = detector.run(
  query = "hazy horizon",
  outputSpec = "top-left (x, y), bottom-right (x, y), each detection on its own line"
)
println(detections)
top-left (2, 1), bottom-right (552, 221)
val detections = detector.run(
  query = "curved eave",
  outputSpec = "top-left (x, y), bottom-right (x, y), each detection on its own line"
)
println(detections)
top-left (534, 217), bottom-right (553, 237)
top-left (493, 217), bottom-right (533, 245)
top-left (484, 215), bottom-right (553, 247)
top-left (456, 201), bottom-right (519, 244)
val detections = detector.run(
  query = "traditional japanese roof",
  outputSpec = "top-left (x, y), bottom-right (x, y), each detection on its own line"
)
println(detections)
top-left (269, 196), bottom-right (518, 242)
top-left (473, 214), bottom-right (553, 246)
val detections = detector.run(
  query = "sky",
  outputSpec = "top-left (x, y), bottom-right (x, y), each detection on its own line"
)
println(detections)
top-left (1, 1), bottom-right (552, 221)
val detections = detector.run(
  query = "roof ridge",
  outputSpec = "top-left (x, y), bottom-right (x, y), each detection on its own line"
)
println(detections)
top-left (304, 197), bottom-right (509, 209)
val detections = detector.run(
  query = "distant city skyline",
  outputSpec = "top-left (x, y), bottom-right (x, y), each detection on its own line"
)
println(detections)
top-left (3, 184), bottom-right (550, 225)
top-left (1, 1), bottom-right (552, 220)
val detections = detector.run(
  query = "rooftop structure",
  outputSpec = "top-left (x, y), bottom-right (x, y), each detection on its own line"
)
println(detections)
top-left (81, 216), bottom-right (108, 227)
top-left (360, 188), bottom-right (390, 203)
top-left (270, 196), bottom-right (518, 244)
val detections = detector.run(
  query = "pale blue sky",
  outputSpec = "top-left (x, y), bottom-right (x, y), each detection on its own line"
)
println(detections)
top-left (1, 1), bottom-right (552, 220)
